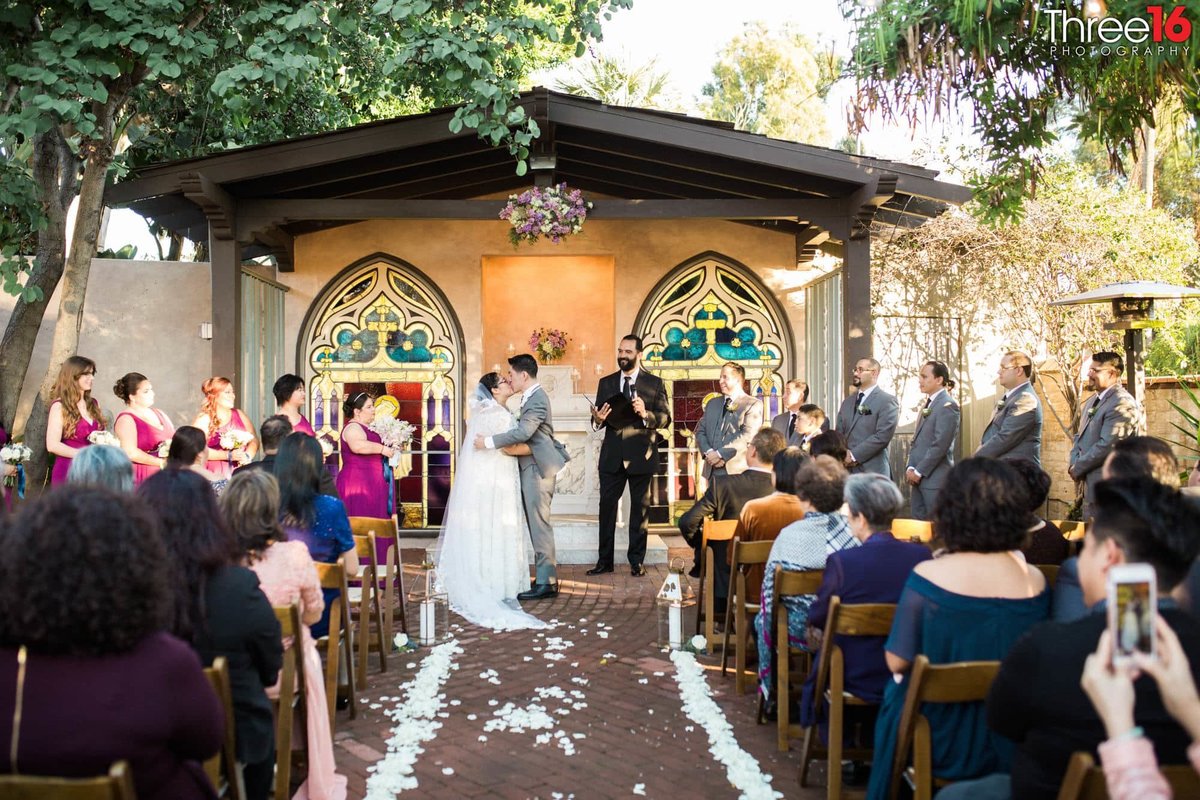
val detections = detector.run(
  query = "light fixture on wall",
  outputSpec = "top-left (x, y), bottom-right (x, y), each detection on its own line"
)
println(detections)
top-left (529, 155), bottom-right (557, 171)
top-left (198, 322), bottom-right (213, 340)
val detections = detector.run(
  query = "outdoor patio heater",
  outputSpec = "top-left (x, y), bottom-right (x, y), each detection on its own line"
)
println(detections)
top-left (1050, 281), bottom-right (1200, 405)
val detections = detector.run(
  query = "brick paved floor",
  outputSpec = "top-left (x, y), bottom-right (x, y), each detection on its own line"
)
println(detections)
top-left (332, 540), bottom-right (842, 799)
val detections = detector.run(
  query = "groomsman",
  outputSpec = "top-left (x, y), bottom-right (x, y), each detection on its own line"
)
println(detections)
top-left (904, 361), bottom-right (961, 520)
top-left (793, 405), bottom-right (827, 452)
top-left (694, 362), bottom-right (763, 485)
top-left (835, 358), bottom-right (899, 477)
top-left (975, 350), bottom-right (1043, 465)
top-left (771, 379), bottom-right (829, 445)
top-left (589, 335), bottom-right (671, 577)
top-left (1069, 351), bottom-right (1140, 520)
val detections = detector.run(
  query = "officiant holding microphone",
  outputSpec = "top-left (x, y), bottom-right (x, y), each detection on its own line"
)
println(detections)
top-left (589, 335), bottom-right (671, 577)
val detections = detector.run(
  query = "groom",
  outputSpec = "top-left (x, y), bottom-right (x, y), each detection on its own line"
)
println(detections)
top-left (475, 353), bottom-right (570, 601)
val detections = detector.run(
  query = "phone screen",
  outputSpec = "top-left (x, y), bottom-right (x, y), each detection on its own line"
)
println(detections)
top-left (1110, 576), bottom-right (1156, 661)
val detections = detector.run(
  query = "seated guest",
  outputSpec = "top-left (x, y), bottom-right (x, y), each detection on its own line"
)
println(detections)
top-left (800, 474), bottom-right (932, 734)
top-left (794, 404), bottom-right (827, 451)
top-left (865, 458), bottom-right (1049, 800)
top-left (0, 488), bottom-right (222, 799)
top-left (236, 415), bottom-right (338, 498)
top-left (140, 470), bottom-right (283, 800)
top-left (66, 444), bottom-right (134, 493)
top-left (1011, 458), bottom-right (1069, 566)
top-left (678, 427), bottom-right (785, 585)
top-left (941, 478), bottom-right (1200, 800)
top-left (809, 429), bottom-right (849, 464)
top-left (756, 455), bottom-right (852, 710)
top-left (275, 432), bottom-right (359, 638)
top-left (223, 470), bottom-right (348, 800)
top-left (730, 446), bottom-right (809, 604)
top-left (169, 424), bottom-right (229, 496)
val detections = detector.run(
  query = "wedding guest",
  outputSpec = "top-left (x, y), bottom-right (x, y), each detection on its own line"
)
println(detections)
top-left (193, 376), bottom-right (257, 480)
top-left (169, 425), bottom-right (229, 496)
top-left (808, 429), bottom-right (849, 464)
top-left (864, 458), bottom-right (1049, 800)
top-left (730, 446), bottom-right (809, 604)
top-left (278, 432), bottom-right (359, 638)
top-left (237, 415), bottom-right (339, 499)
top-left (0, 487), bottom-right (222, 799)
top-left (139, 469), bottom-right (282, 800)
top-left (113, 371), bottom-right (174, 485)
top-left (66, 444), bottom-right (133, 493)
top-left (46, 355), bottom-right (104, 486)
top-left (336, 391), bottom-right (394, 520)
top-left (223, 470), bottom-right (348, 800)
top-left (273, 373), bottom-right (316, 436)
top-left (757, 455), bottom-right (854, 713)
top-left (800, 474), bottom-right (931, 738)
top-left (1011, 459), bottom-right (1069, 566)
top-left (793, 405), bottom-right (828, 452)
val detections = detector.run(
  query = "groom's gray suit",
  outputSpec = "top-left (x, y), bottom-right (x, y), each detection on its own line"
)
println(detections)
top-left (489, 384), bottom-right (570, 584)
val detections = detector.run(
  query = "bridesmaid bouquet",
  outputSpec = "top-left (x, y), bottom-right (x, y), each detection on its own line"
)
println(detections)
top-left (1, 443), bottom-right (31, 489)
top-left (218, 430), bottom-right (254, 451)
top-left (369, 416), bottom-right (415, 468)
top-left (318, 436), bottom-right (334, 458)
top-left (156, 439), bottom-right (172, 458)
top-left (87, 430), bottom-right (120, 447)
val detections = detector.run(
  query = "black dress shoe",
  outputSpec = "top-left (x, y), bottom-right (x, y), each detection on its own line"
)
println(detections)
top-left (518, 583), bottom-right (559, 601)
top-left (630, 564), bottom-right (647, 577)
top-left (687, 564), bottom-right (701, 578)
top-left (586, 563), bottom-right (614, 575)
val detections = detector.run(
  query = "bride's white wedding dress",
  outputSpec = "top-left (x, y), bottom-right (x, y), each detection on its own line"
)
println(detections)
top-left (434, 394), bottom-right (549, 631)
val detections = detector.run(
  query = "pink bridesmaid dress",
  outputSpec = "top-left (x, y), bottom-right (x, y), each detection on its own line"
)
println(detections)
top-left (249, 541), bottom-right (347, 800)
top-left (117, 409), bottom-right (175, 485)
top-left (335, 422), bottom-right (390, 518)
top-left (49, 400), bottom-right (102, 486)
top-left (205, 412), bottom-right (252, 480)
top-left (293, 415), bottom-right (316, 437)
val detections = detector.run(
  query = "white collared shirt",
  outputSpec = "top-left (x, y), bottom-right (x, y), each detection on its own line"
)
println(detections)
top-left (1002, 381), bottom-right (1030, 403)
top-left (857, 384), bottom-right (878, 404)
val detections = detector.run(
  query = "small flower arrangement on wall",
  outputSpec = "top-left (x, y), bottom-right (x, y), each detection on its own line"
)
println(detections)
top-left (499, 183), bottom-right (593, 246)
top-left (530, 328), bottom-right (570, 363)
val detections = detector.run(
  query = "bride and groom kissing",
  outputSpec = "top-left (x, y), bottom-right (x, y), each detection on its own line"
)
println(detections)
top-left (435, 353), bottom-right (569, 631)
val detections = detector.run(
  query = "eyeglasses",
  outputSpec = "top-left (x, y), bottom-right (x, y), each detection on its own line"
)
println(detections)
top-left (81, 370), bottom-right (96, 376)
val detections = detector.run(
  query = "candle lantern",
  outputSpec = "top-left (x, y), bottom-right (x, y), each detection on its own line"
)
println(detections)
top-left (407, 560), bottom-right (448, 646)
top-left (657, 558), bottom-right (697, 650)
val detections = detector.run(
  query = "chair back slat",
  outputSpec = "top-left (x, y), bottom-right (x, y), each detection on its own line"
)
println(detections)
top-left (270, 602), bottom-right (307, 800)
top-left (202, 656), bottom-right (243, 800)
top-left (312, 559), bottom-right (356, 727)
top-left (702, 518), bottom-right (739, 546)
top-left (730, 539), bottom-right (774, 569)
top-left (774, 565), bottom-right (825, 597)
top-left (890, 518), bottom-right (933, 543)
top-left (348, 515), bottom-right (398, 540)
top-left (1050, 519), bottom-right (1085, 541)
top-left (350, 531), bottom-right (387, 683)
top-left (834, 603), bottom-right (897, 638)
top-left (0, 761), bottom-right (137, 800)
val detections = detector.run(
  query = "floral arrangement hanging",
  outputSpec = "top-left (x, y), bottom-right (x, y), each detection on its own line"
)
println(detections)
top-left (530, 327), bottom-right (570, 363)
top-left (499, 183), bottom-right (593, 246)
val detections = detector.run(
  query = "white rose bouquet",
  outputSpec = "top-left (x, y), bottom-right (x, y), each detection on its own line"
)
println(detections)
top-left (1, 443), bottom-right (31, 489)
top-left (156, 439), bottom-right (172, 459)
top-left (87, 430), bottom-right (120, 447)
top-left (218, 429), bottom-right (254, 465)
top-left (318, 436), bottom-right (334, 458)
top-left (369, 416), bottom-right (415, 468)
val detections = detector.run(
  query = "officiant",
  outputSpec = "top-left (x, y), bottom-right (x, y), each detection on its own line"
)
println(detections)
top-left (588, 335), bottom-right (671, 577)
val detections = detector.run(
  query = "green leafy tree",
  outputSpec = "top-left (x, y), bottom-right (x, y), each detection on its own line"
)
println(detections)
top-left (841, 0), bottom-right (1200, 223)
top-left (700, 21), bottom-right (839, 145)
top-left (556, 52), bottom-right (682, 111)
top-left (0, 0), bottom-right (629, 485)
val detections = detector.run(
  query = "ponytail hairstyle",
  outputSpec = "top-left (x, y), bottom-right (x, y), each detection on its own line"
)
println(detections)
top-left (926, 360), bottom-right (956, 392)
top-left (113, 372), bottom-right (148, 405)
top-left (52, 356), bottom-right (103, 438)
top-left (167, 426), bottom-right (208, 468)
top-left (199, 376), bottom-right (232, 438)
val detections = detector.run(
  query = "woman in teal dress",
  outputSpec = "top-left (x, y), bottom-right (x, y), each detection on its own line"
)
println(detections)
top-left (865, 459), bottom-right (1050, 800)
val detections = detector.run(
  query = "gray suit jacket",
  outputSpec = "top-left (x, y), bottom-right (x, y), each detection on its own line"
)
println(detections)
top-left (906, 391), bottom-right (960, 488)
top-left (976, 382), bottom-right (1042, 464)
top-left (695, 394), bottom-right (763, 477)
top-left (770, 411), bottom-right (804, 447)
top-left (490, 386), bottom-right (569, 480)
top-left (1070, 385), bottom-right (1140, 492)
top-left (835, 387), bottom-right (899, 477)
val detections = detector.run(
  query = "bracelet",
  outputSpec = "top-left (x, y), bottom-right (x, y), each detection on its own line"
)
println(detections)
top-left (1111, 726), bottom-right (1144, 743)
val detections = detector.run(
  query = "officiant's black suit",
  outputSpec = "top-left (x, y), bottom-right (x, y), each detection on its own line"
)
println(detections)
top-left (594, 369), bottom-right (671, 568)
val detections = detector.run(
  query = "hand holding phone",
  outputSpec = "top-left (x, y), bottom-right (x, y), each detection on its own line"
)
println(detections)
top-left (1108, 563), bottom-right (1157, 665)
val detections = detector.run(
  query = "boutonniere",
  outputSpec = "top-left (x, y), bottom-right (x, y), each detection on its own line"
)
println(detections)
top-left (801, 441), bottom-right (811, 453)
top-left (856, 404), bottom-right (872, 416)
top-left (1087, 405), bottom-right (1098, 418)
top-left (921, 407), bottom-right (931, 418)
top-left (995, 398), bottom-right (1006, 410)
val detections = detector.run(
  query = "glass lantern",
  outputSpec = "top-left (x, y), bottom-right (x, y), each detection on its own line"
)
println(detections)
top-left (657, 558), bottom-right (697, 650)
top-left (407, 561), bottom-right (448, 646)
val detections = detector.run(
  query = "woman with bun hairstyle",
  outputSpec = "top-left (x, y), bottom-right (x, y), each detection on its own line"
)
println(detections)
top-left (113, 372), bottom-right (175, 485)
top-left (335, 391), bottom-right (394, 519)
top-left (192, 376), bottom-right (257, 480)
top-left (46, 355), bottom-right (105, 486)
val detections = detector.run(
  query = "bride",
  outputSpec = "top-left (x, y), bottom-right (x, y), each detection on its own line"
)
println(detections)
top-left (435, 372), bottom-right (549, 631)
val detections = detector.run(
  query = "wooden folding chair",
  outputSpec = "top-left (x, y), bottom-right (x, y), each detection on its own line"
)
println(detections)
top-left (313, 559), bottom-right (357, 728)
top-left (1055, 750), bottom-right (1200, 800)
top-left (349, 531), bottom-right (387, 686)
top-left (0, 760), bottom-right (137, 799)
top-left (271, 603), bottom-right (308, 800)
top-left (722, 537), bottom-right (775, 694)
top-left (348, 515), bottom-right (408, 645)
top-left (798, 597), bottom-right (897, 799)
top-left (889, 654), bottom-right (1001, 800)
top-left (770, 564), bottom-right (825, 752)
top-left (890, 518), bottom-right (933, 543)
top-left (695, 517), bottom-right (738, 650)
top-left (1051, 519), bottom-right (1086, 541)
top-left (203, 656), bottom-right (245, 800)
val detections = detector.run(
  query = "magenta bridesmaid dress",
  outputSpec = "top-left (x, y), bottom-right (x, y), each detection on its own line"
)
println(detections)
top-left (204, 412), bottom-right (252, 480)
top-left (336, 422), bottom-right (390, 518)
top-left (293, 414), bottom-right (316, 437)
top-left (50, 400), bottom-right (102, 486)
top-left (117, 409), bottom-right (174, 486)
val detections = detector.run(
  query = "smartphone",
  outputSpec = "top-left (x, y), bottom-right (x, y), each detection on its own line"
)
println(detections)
top-left (1107, 563), bottom-right (1157, 664)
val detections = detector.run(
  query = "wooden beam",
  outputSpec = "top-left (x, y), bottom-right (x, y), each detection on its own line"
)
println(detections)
top-left (181, 172), bottom-right (237, 240)
top-left (795, 224), bottom-right (831, 266)
top-left (842, 236), bottom-right (872, 367)
top-left (846, 174), bottom-right (898, 241)
top-left (209, 236), bottom-right (242, 388)
top-left (253, 225), bottom-right (295, 272)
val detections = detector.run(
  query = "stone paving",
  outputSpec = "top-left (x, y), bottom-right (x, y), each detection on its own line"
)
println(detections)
top-left (329, 539), bottom-right (840, 799)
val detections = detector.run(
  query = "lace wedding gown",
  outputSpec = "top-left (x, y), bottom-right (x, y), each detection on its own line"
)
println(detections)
top-left (434, 396), bottom-right (549, 631)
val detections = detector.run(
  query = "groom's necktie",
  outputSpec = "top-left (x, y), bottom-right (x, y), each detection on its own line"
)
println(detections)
top-left (623, 376), bottom-right (633, 399)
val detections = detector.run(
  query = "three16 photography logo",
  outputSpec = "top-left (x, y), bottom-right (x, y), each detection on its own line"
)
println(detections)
top-left (1044, 4), bottom-right (1192, 57)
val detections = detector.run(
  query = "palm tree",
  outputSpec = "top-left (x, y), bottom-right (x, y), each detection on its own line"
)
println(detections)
top-left (555, 53), bottom-right (682, 111)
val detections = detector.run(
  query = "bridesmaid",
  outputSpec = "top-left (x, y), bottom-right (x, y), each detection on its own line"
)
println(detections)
top-left (273, 374), bottom-right (316, 436)
top-left (113, 372), bottom-right (174, 485)
top-left (335, 392), bottom-right (395, 519)
top-left (46, 356), bottom-right (105, 486)
top-left (193, 376), bottom-right (257, 480)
